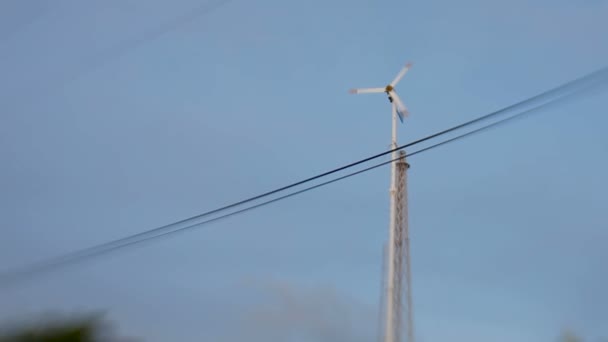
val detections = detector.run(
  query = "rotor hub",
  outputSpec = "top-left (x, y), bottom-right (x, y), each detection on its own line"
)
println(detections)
top-left (385, 85), bottom-right (394, 92)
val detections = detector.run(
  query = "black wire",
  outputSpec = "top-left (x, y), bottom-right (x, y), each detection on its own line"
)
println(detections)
top-left (0, 5), bottom-right (49, 42)
top-left (33, 65), bottom-right (606, 253)
top-left (67, 0), bottom-right (234, 80)
top-left (1, 70), bottom-right (605, 286)
top-left (408, 84), bottom-right (596, 157)
top-left (11, 0), bottom-right (233, 100)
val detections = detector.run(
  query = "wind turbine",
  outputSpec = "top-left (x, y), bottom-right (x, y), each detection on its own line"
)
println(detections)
top-left (349, 62), bottom-right (412, 124)
top-left (349, 62), bottom-right (415, 342)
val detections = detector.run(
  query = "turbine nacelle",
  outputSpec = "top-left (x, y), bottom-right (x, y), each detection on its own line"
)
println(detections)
top-left (349, 62), bottom-right (412, 122)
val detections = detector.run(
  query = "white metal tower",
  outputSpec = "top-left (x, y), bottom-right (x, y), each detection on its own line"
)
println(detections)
top-left (350, 62), bottom-right (415, 342)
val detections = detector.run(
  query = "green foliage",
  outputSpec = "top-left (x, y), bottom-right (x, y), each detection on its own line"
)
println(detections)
top-left (0, 323), bottom-right (93, 342)
top-left (0, 315), bottom-right (136, 342)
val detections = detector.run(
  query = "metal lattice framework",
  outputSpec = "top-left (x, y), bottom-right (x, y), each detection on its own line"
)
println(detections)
top-left (380, 150), bottom-right (414, 342)
top-left (394, 151), bottom-right (413, 342)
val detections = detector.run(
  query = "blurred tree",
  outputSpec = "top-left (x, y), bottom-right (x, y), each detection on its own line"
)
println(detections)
top-left (559, 330), bottom-right (583, 342)
top-left (0, 314), bottom-right (139, 342)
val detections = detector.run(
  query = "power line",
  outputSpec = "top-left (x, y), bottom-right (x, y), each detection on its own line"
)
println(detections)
top-left (1, 68), bottom-right (606, 286)
top-left (0, 5), bottom-right (49, 42)
top-left (12, 0), bottom-right (233, 100)
top-left (66, 0), bottom-right (234, 79)
top-left (25, 65), bottom-right (606, 255)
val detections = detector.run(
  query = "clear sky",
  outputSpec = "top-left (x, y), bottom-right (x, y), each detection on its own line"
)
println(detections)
top-left (1, 0), bottom-right (607, 341)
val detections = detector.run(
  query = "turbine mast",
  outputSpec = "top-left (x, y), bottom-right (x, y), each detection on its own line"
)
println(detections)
top-left (384, 102), bottom-right (415, 342)
top-left (349, 62), bottom-right (415, 342)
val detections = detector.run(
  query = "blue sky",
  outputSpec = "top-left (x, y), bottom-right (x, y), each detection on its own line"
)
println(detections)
top-left (1, 0), bottom-right (607, 341)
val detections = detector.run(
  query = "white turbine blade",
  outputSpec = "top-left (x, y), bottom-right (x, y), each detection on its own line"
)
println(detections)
top-left (349, 87), bottom-right (385, 94)
top-left (395, 104), bottom-right (405, 123)
top-left (390, 62), bottom-right (412, 87)
top-left (390, 91), bottom-right (409, 121)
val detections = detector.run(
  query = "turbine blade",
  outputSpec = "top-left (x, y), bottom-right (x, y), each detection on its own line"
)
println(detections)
top-left (390, 62), bottom-right (412, 87)
top-left (390, 91), bottom-right (409, 121)
top-left (349, 87), bottom-right (385, 94)
top-left (396, 106), bottom-right (405, 123)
